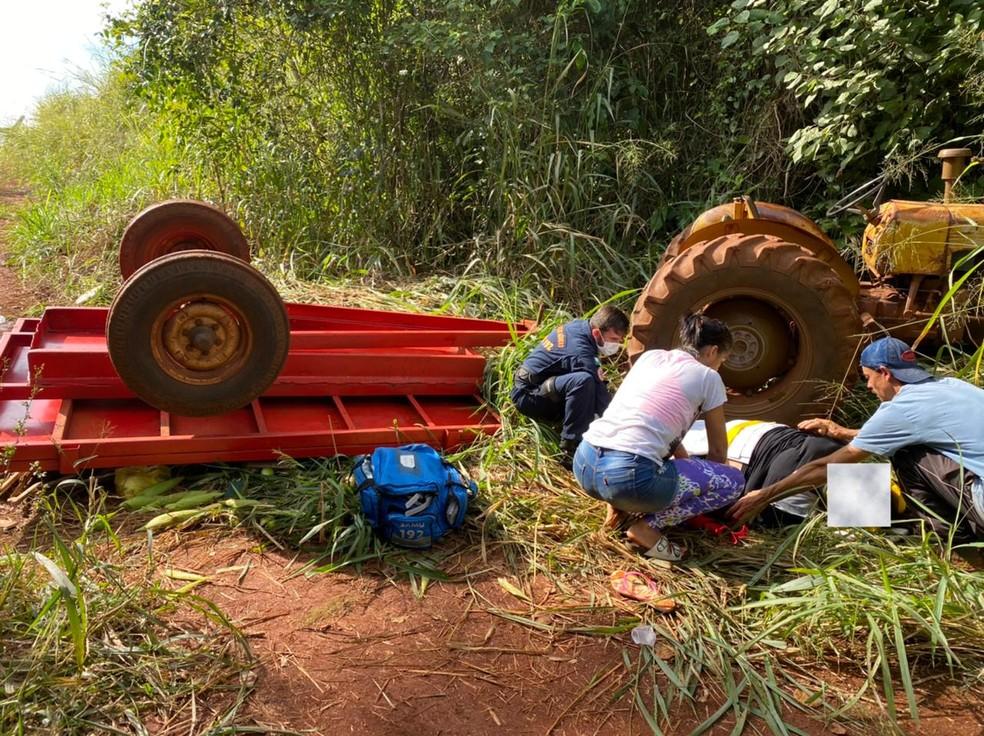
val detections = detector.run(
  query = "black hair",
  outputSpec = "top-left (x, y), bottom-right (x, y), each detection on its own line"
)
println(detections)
top-left (679, 313), bottom-right (733, 352)
top-left (589, 305), bottom-right (629, 334)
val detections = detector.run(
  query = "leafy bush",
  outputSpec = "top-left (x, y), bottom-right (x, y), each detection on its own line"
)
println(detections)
top-left (2, 0), bottom-right (983, 305)
top-left (709, 0), bottom-right (984, 181)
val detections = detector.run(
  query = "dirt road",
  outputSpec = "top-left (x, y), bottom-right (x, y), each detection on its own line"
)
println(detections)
top-left (0, 185), bottom-right (38, 320)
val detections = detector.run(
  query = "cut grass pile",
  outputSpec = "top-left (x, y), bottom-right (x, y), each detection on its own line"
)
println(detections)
top-left (4, 305), bottom-right (983, 734)
top-left (5, 427), bottom-right (983, 734)
top-left (1, 225), bottom-right (983, 733)
top-left (466, 438), bottom-right (984, 733)
top-left (2, 38), bottom-right (983, 733)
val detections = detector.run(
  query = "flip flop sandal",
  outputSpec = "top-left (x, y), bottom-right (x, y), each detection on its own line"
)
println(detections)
top-left (643, 535), bottom-right (686, 562)
top-left (609, 570), bottom-right (677, 611)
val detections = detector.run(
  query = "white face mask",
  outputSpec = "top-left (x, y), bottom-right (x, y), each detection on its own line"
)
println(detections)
top-left (600, 340), bottom-right (622, 357)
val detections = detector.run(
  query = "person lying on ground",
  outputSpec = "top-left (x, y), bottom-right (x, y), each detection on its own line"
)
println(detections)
top-left (573, 313), bottom-right (745, 561)
top-left (511, 304), bottom-right (629, 468)
top-left (674, 418), bottom-right (845, 526)
top-left (729, 337), bottom-right (984, 542)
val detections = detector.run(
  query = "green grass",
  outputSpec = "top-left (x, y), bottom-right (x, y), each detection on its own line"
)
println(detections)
top-left (2, 257), bottom-right (983, 732)
top-left (2, 54), bottom-right (984, 735)
top-left (0, 484), bottom-right (254, 735)
top-left (0, 72), bottom-right (211, 304)
top-left (1, 276), bottom-right (983, 733)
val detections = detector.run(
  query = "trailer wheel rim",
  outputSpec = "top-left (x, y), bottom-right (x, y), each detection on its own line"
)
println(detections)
top-left (107, 250), bottom-right (289, 416)
top-left (155, 298), bottom-right (248, 381)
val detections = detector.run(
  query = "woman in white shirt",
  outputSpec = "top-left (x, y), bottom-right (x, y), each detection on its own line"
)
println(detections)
top-left (573, 314), bottom-right (745, 560)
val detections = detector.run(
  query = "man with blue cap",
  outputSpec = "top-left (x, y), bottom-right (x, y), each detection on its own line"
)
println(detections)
top-left (730, 336), bottom-right (984, 541)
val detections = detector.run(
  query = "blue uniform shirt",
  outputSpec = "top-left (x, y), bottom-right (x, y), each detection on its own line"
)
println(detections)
top-left (519, 319), bottom-right (602, 385)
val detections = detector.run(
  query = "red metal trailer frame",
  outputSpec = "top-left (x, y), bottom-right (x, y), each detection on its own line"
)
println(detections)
top-left (1, 306), bottom-right (529, 472)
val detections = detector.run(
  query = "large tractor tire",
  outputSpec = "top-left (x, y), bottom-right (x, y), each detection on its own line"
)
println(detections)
top-left (629, 233), bottom-right (863, 423)
top-left (107, 250), bottom-right (289, 416)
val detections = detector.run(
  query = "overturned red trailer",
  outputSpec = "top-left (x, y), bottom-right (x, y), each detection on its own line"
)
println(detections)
top-left (0, 201), bottom-right (530, 472)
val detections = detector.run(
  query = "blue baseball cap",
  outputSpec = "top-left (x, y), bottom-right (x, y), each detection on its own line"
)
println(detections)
top-left (859, 337), bottom-right (932, 384)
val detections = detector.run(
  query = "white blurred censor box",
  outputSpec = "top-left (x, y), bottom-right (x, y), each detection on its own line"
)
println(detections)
top-left (826, 463), bottom-right (892, 527)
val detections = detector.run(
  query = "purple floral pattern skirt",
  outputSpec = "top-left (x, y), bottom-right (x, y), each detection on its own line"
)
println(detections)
top-left (645, 458), bottom-right (745, 530)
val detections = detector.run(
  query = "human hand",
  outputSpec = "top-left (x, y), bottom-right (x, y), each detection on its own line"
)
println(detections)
top-left (797, 418), bottom-right (838, 438)
top-left (728, 489), bottom-right (770, 524)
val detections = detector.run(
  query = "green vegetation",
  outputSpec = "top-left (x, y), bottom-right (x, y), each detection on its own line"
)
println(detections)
top-left (4, 404), bottom-right (984, 733)
top-left (2, 0), bottom-right (984, 733)
top-left (710, 0), bottom-right (983, 173)
top-left (2, 0), bottom-right (981, 306)
top-left (0, 487), bottom-right (253, 734)
top-left (0, 75), bottom-right (199, 301)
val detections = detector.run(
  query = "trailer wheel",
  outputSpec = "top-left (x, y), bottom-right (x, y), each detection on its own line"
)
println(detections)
top-left (107, 251), bottom-right (289, 416)
top-left (629, 233), bottom-right (862, 423)
top-left (119, 200), bottom-right (251, 279)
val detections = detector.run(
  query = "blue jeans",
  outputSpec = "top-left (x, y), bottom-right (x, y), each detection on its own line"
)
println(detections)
top-left (573, 440), bottom-right (679, 513)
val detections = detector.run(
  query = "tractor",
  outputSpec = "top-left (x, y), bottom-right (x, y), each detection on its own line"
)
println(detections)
top-left (628, 148), bottom-right (984, 423)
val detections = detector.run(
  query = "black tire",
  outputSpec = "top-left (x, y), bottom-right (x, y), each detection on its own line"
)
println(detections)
top-left (629, 233), bottom-right (863, 423)
top-left (119, 200), bottom-right (250, 279)
top-left (107, 250), bottom-right (289, 416)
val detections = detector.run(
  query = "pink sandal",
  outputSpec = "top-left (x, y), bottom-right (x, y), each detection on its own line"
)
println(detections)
top-left (610, 571), bottom-right (677, 611)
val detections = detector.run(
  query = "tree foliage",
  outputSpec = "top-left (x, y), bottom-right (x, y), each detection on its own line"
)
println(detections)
top-left (8, 0), bottom-right (970, 300)
top-left (710, 0), bottom-right (984, 177)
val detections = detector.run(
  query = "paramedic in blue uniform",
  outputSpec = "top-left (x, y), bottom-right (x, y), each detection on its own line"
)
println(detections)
top-left (511, 305), bottom-right (629, 466)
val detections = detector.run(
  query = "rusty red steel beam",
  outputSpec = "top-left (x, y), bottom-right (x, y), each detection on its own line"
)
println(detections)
top-left (0, 394), bottom-right (498, 473)
top-left (10, 348), bottom-right (487, 399)
top-left (31, 305), bottom-right (531, 344)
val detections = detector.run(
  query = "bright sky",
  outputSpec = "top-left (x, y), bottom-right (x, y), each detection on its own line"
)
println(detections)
top-left (0, 0), bottom-right (133, 125)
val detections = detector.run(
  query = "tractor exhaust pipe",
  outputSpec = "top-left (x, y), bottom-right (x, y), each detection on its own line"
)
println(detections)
top-left (938, 147), bottom-right (972, 202)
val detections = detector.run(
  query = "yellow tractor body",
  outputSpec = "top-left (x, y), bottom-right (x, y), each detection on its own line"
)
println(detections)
top-left (862, 200), bottom-right (984, 277)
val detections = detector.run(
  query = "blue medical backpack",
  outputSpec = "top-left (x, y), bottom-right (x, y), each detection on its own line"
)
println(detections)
top-left (352, 444), bottom-right (477, 548)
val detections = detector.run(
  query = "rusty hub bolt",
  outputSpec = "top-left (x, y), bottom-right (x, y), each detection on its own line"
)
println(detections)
top-left (163, 301), bottom-right (242, 373)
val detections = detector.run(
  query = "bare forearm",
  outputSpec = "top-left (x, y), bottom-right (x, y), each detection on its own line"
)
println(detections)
top-left (759, 443), bottom-right (870, 504)
top-left (704, 406), bottom-right (728, 464)
top-left (759, 461), bottom-right (829, 503)
top-left (731, 444), bottom-right (870, 523)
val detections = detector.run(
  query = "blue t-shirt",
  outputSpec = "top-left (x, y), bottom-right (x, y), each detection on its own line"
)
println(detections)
top-left (851, 377), bottom-right (984, 478)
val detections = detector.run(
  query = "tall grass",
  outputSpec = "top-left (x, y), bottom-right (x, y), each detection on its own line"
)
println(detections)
top-left (0, 71), bottom-right (206, 302)
top-left (0, 5), bottom-right (982, 731)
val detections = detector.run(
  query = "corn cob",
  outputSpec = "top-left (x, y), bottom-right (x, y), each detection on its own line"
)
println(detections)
top-left (163, 491), bottom-right (223, 511)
